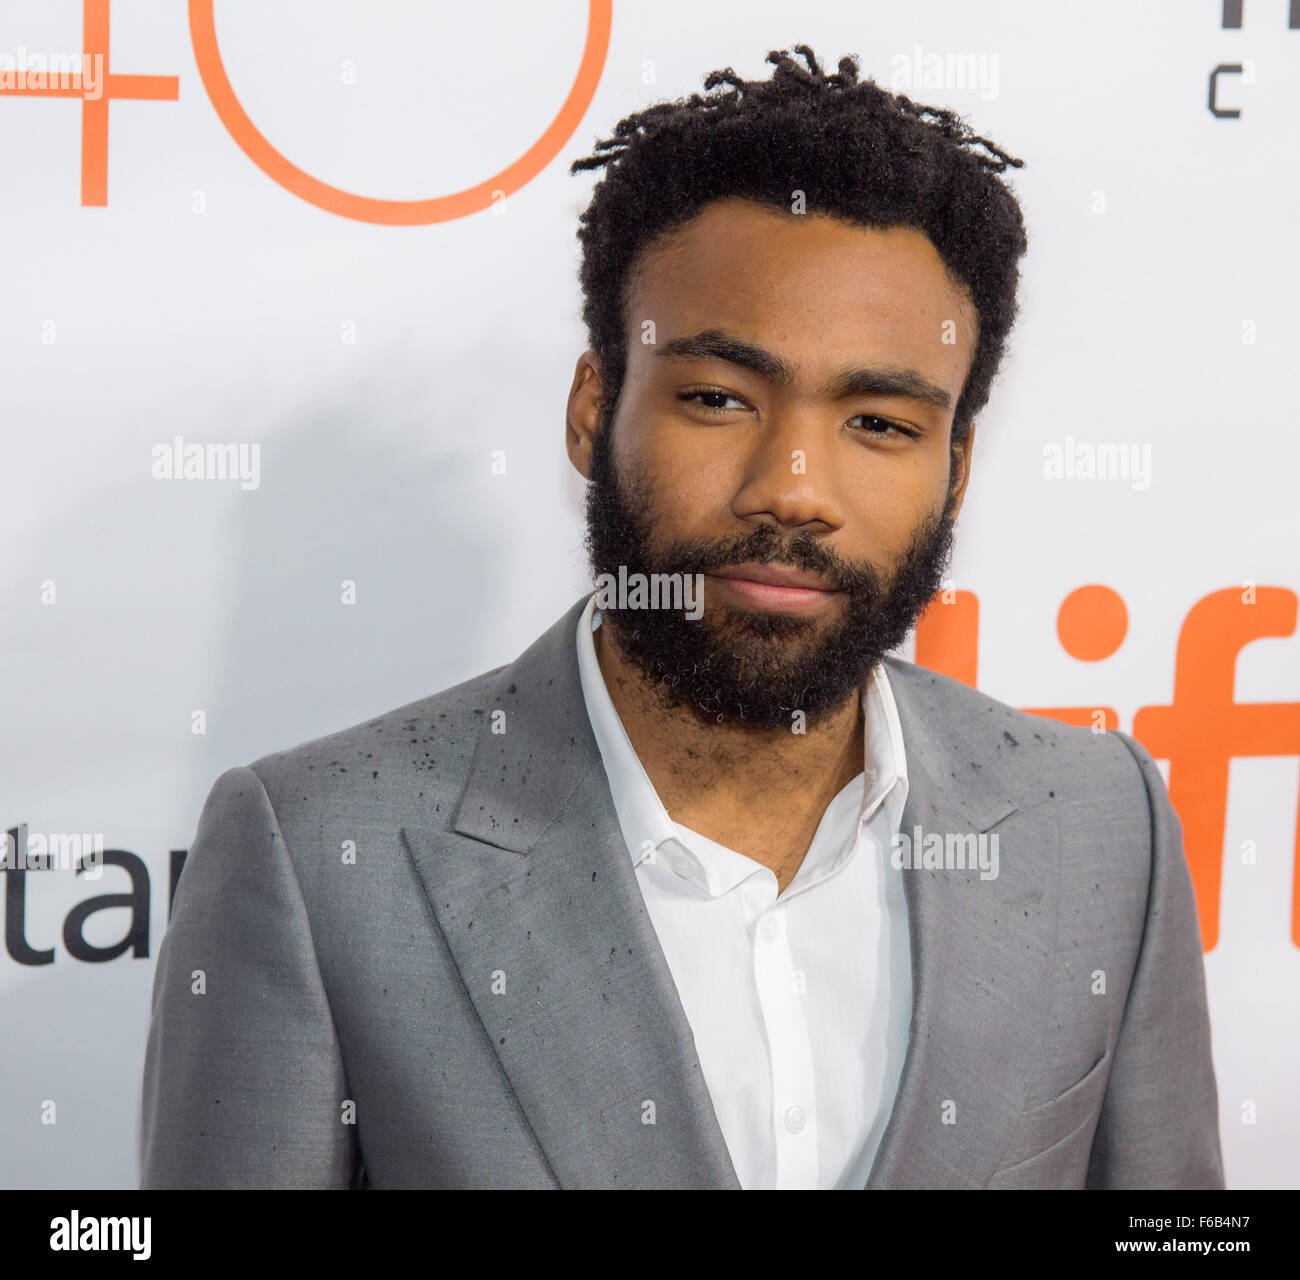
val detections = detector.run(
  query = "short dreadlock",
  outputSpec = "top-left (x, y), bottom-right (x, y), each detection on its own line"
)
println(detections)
top-left (569, 45), bottom-right (1028, 446)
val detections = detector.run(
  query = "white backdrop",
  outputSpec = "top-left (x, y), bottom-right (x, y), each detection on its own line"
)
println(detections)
top-left (1, 0), bottom-right (1297, 1189)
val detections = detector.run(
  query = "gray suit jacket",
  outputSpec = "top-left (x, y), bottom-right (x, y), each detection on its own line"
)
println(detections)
top-left (140, 594), bottom-right (1224, 1189)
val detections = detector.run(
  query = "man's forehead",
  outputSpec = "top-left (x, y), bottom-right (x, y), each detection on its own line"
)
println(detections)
top-left (626, 200), bottom-right (977, 387)
top-left (626, 197), bottom-right (977, 350)
top-left (640, 197), bottom-right (961, 282)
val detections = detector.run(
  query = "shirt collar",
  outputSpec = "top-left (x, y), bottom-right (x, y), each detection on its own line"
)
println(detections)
top-left (575, 592), bottom-right (910, 886)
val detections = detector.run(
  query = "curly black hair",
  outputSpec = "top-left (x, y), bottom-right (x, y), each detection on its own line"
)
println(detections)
top-left (569, 45), bottom-right (1028, 447)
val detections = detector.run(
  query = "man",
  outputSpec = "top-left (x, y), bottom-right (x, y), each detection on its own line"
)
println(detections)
top-left (140, 47), bottom-right (1223, 1189)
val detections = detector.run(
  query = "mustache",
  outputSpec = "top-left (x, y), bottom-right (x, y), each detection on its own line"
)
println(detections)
top-left (643, 524), bottom-right (881, 594)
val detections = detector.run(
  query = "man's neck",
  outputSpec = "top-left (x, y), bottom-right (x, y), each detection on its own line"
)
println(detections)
top-left (593, 618), bottom-right (866, 893)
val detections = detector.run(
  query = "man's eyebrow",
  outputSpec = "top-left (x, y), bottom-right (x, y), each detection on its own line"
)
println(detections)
top-left (654, 329), bottom-right (953, 411)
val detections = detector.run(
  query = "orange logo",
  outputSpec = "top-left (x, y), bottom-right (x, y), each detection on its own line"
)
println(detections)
top-left (1, 0), bottom-right (612, 221)
top-left (916, 585), bottom-right (1300, 953)
top-left (0, 0), bottom-right (178, 205)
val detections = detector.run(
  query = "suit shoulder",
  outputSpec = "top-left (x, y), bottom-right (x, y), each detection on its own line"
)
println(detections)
top-left (882, 656), bottom-right (1146, 808)
top-left (246, 662), bottom-right (508, 798)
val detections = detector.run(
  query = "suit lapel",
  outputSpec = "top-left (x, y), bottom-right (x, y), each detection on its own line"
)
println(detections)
top-left (865, 659), bottom-right (1062, 1188)
top-left (403, 597), bottom-right (1060, 1190)
top-left (402, 596), bottom-right (740, 1189)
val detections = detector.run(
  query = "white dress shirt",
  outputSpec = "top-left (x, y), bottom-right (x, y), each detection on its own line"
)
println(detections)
top-left (575, 593), bottom-right (914, 1189)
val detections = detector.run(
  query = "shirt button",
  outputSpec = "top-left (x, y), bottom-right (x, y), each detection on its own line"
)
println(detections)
top-left (670, 852), bottom-right (694, 878)
top-left (784, 1105), bottom-right (807, 1134)
top-left (759, 916), bottom-right (781, 943)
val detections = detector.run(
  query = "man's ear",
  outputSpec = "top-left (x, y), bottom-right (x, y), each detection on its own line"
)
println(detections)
top-left (947, 422), bottom-right (976, 518)
top-left (566, 350), bottom-right (605, 481)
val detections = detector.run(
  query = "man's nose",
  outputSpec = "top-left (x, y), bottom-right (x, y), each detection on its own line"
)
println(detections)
top-left (731, 408), bottom-right (846, 533)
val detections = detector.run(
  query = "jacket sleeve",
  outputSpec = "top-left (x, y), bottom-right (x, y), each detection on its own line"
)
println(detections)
top-left (1085, 732), bottom-right (1226, 1189)
top-left (140, 765), bottom-right (360, 1188)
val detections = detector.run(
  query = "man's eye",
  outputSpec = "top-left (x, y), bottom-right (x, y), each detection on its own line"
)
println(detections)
top-left (850, 414), bottom-right (916, 438)
top-left (678, 389), bottom-right (747, 413)
top-left (677, 393), bottom-right (917, 437)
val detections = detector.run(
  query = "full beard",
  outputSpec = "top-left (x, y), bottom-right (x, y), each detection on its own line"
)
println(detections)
top-left (583, 415), bottom-right (959, 731)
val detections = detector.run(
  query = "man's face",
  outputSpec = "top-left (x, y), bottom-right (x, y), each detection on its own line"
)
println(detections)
top-left (572, 196), bottom-right (978, 731)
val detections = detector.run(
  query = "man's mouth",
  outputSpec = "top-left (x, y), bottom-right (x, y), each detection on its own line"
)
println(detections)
top-left (706, 562), bottom-right (843, 613)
